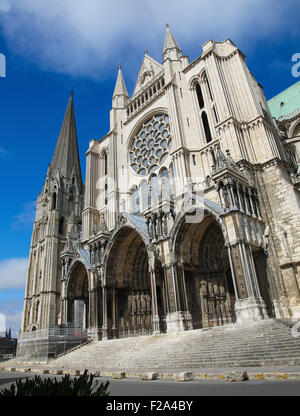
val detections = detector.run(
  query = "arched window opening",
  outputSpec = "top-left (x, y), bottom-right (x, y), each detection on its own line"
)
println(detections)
top-left (131, 186), bottom-right (140, 214)
top-left (160, 168), bottom-right (170, 200)
top-left (104, 151), bottom-right (108, 176)
top-left (245, 191), bottom-right (252, 215)
top-left (202, 112), bottom-right (212, 143)
top-left (232, 183), bottom-right (240, 209)
top-left (141, 181), bottom-right (149, 211)
top-left (150, 174), bottom-right (159, 207)
top-left (195, 82), bottom-right (204, 109)
top-left (210, 148), bottom-right (216, 165)
top-left (51, 193), bottom-right (57, 210)
top-left (239, 187), bottom-right (246, 212)
top-left (59, 217), bottom-right (65, 235)
top-left (169, 163), bottom-right (176, 196)
top-left (104, 180), bottom-right (108, 205)
top-left (206, 76), bottom-right (214, 101)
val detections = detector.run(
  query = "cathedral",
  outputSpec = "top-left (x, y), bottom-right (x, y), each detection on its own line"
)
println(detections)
top-left (18, 26), bottom-right (300, 359)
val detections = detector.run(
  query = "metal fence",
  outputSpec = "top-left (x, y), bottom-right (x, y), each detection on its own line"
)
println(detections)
top-left (16, 325), bottom-right (88, 363)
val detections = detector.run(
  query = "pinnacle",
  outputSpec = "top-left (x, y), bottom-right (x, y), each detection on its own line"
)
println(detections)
top-left (113, 65), bottom-right (129, 98)
top-left (163, 24), bottom-right (181, 54)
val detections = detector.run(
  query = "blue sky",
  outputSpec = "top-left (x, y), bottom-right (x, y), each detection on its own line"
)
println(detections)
top-left (0, 0), bottom-right (299, 336)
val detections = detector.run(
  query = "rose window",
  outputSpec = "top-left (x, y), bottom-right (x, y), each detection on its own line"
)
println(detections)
top-left (130, 114), bottom-right (172, 176)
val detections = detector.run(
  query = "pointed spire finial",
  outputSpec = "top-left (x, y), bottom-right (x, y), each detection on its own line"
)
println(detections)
top-left (50, 93), bottom-right (82, 185)
top-left (113, 64), bottom-right (129, 98)
top-left (118, 64), bottom-right (121, 70)
top-left (163, 24), bottom-right (182, 58)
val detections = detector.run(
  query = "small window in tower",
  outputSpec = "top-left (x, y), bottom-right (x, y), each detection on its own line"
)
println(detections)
top-left (195, 83), bottom-right (204, 109)
top-left (213, 105), bottom-right (219, 123)
top-left (104, 152), bottom-right (108, 176)
top-left (210, 148), bottom-right (216, 165)
top-left (52, 193), bottom-right (57, 210)
top-left (59, 217), bottom-right (65, 235)
top-left (104, 181), bottom-right (108, 205)
top-left (192, 155), bottom-right (196, 165)
top-left (202, 111), bottom-right (212, 143)
top-left (206, 76), bottom-right (214, 101)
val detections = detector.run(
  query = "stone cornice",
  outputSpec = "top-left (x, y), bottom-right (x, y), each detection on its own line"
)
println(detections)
top-left (254, 157), bottom-right (292, 173)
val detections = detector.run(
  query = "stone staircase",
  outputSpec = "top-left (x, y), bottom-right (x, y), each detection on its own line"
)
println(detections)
top-left (42, 319), bottom-right (300, 372)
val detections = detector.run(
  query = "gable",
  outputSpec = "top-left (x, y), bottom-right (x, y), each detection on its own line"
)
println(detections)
top-left (132, 54), bottom-right (164, 98)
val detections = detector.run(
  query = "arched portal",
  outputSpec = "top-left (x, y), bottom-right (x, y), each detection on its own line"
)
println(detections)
top-left (67, 261), bottom-right (89, 328)
top-left (105, 226), bottom-right (166, 337)
top-left (175, 213), bottom-right (236, 329)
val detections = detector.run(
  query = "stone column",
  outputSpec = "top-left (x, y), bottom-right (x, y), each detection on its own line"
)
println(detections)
top-left (148, 253), bottom-right (160, 334)
top-left (163, 262), bottom-right (186, 332)
top-left (111, 287), bottom-right (117, 338)
top-left (88, 290), bottom-right (99, 340)
top-left (229, 242), bottom-right (269, 322)
top-left (102, 286), bottom-right (108, 339)
top-left (179, 263), bottom-right (193, 329)
top-left (60, 297), bottom-right (68, 325)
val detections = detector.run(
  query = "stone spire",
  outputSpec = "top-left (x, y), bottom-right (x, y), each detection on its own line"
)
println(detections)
top-left (50, 91), bottom-right (82, 185)
top-left (163, 24), bottom-right (182, 60)
top-left (113, 65), bottom-right (129, 98)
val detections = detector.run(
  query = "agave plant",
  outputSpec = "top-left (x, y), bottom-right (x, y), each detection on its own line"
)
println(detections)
top-left (0, 370), bottom-right (110, 396)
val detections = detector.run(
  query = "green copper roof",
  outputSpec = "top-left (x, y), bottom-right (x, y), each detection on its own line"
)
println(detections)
top-left (268, 80), bottom-right (300, 121)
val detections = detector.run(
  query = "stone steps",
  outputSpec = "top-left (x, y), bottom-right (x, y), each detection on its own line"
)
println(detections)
top-left (44, 319), bottom-right (300, 371)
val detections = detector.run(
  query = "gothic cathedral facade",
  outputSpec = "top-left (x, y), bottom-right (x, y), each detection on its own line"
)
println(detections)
top-left (21, 26), bottom-right (300, 343)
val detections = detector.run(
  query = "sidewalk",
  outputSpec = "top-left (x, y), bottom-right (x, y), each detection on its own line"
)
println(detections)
top-left (2, 361), bottom-right (300, 382)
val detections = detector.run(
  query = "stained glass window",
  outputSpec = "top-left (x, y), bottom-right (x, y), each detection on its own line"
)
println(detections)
top-left (130, 114), bottom-right (172, 176)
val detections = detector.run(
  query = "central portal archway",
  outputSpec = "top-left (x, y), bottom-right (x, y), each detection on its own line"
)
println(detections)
top-left (105, 226), bottom-right (166, 337)
top-left (175, 213), bottom-right (236, 329)
top-left (67, 261), bottom-right (89, 328)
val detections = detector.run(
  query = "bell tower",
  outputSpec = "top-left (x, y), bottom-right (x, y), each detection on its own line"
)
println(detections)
top-left (21, 92), bottom-right (84, 332)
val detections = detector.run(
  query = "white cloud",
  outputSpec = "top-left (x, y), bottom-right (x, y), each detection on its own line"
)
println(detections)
top-left (11, 201), bottom-right (35, 230)
top-left (0, 299), bottom-right (24, 338)
top-left (0, 257), bottom-right (28, 290)
top-left (0, 0), bottom-right (11, 13)
top-left (0, 0), bottom-right (298, 79)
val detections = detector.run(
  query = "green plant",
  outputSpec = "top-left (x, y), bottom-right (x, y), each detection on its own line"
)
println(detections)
top-left (0, 370), bottom-right (110, 396)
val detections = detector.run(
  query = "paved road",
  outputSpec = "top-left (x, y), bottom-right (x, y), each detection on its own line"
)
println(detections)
top-left (0, 371), bottom-right (300, 396)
